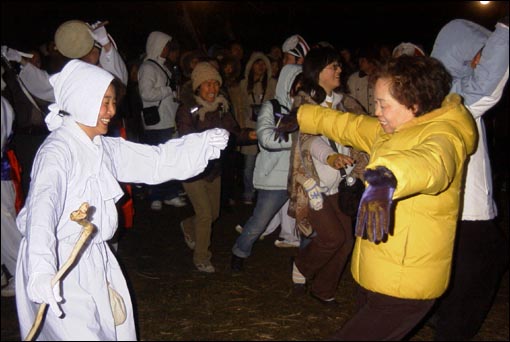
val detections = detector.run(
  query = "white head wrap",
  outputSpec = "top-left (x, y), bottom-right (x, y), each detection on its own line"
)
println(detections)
top-left (45, 59), bottom-right (114, 131)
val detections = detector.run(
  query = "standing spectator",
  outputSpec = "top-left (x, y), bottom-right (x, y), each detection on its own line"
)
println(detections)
top-left (231, 64), bottom-right (303, 272)
top-left (268, 33), bottom-right (311, 248)
top-left (179, 49), bottom-right (206, 106)
top-left (282, 34), bottom-right (310, 66)
top-left (138, 31), bottom-right (186, 210)
top-left (15, 59), bottom-right (228, 340)
top-left (347, 46), bottom-right (380, 115)
top-left (430, 17), bottom-right (509, 341)
top-left (176, 61), bottom-right (253, 273)
top-left (285, 55), bottom-right (477, 340)
top-left (239, 52), bottom-right (276, 204)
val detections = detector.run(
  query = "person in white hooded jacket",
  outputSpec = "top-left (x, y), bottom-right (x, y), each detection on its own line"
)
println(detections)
top-left (138, 31), bottom-right (186, 210)
top-left (15, 59), bottom-right (228, 340)
top-left (430, 17), bottom-right (509, 341)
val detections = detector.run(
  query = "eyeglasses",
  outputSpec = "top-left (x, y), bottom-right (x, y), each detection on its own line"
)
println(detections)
top-left (324, 63), bottom-right (342, 71)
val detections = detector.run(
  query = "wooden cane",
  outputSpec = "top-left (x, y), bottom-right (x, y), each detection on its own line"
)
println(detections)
top-left (24, 202), bottom-right (96, 341)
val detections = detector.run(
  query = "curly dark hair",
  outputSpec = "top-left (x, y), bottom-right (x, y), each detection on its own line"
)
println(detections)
top-left (374, 55), bottom-right (452, 116)
top-left (301, 46), bottom-right (341, 104)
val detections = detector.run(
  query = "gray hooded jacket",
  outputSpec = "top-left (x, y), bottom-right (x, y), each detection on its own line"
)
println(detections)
top-left (431, 19), bottom-right (509, 220)
top-left (252, 64), bottom-right (302, 190)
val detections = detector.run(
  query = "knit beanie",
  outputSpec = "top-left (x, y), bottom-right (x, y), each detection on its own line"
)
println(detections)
top-left (191, 62), bottom-right (222, 91)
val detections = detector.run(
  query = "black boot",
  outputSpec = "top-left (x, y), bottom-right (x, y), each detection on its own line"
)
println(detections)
top-left (231, 254), bottom-right (244, 272)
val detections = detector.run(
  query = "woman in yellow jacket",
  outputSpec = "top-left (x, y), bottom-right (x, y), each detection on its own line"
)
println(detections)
top-left (293, 56), bottom-right (477, 340)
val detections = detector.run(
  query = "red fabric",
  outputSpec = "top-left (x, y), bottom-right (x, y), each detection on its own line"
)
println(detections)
top-left (6, 149), bottom-right (24, 213)
top-left (119, 126), bottom-right (134, 228)
top-left (121, 184), bottom-right (134, 228)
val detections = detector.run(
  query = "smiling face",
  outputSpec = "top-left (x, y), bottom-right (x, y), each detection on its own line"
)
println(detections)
top-left (78, 83), bottom-right (116, 139)
top-left (374, 77), bottom-right (415, 134)
top-left (319, 61), bottom-right (341, 95)
top-left (198, 79), bottom-right (220, 103)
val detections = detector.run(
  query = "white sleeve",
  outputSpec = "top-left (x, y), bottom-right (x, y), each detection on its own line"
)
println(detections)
top-left (104, 131), bottom-right (220, 184)
top-left (18, 63), bottom-right (55, 102)
top-left (100, 47), bottom-right (128, 86)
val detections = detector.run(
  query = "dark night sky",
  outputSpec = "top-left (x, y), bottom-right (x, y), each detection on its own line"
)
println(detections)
top-left (1, 1), bottom-right (509, 61)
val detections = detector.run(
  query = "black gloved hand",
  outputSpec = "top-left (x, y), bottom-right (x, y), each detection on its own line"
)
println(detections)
top-left (355, 166), bottom-right (397, 243)
top-left (273, 112), bottom-right (299, 142)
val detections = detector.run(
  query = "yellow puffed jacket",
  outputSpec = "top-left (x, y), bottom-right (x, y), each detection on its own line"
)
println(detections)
top-left (297, 94), bottom-right (477, 299)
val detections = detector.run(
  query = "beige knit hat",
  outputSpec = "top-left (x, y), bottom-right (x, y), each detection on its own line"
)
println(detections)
top-left (54, 20), bottom-right (94, 59)
top-left (191, 62), bottom-right (222, 91)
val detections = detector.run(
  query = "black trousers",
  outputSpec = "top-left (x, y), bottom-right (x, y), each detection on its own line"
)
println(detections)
top-left (434, 219), bottom-right (509, 341)
top-left (329, 285), bottom-right (435, 341)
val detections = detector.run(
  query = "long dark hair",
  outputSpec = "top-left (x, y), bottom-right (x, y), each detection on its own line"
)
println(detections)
top-left (301, 47), bottom-right (341, 104)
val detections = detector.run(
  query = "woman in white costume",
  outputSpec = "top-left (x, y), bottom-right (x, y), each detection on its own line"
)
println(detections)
top-left (15, 59), bottom-right (228, 340)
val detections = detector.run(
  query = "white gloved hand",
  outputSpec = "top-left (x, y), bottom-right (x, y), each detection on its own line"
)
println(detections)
top-left (27, 273), bottom-right (63, 317)
top-left (1, 45), bottom-right (22, 63)
top-left (206, 128), bottom-right (229, 150)
top-left (87, 21), bottom-right (110, 46)
top-left (303, 178), bottom-right (327, 211)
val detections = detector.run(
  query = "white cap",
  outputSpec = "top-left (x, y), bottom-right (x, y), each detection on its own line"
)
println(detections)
top-left (282, 34), bottom-right (310, 58)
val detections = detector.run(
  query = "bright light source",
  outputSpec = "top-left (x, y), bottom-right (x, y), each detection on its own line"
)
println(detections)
top-left (479, 1), bottom-right (490, 4)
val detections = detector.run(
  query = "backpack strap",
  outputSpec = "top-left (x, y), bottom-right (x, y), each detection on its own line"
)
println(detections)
top-left (147, 59), bottom-right (171, 88)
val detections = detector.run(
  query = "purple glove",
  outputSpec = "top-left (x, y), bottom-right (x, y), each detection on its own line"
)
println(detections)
top-left (273, 112), bottom-right (298, 142)
top-left (355, 166), bottom-right (397, 243)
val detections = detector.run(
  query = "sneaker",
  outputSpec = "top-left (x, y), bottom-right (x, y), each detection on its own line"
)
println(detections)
top-left (274, 239), bottom-right (300, 248)
top-left (180, 221), bottom-right (195, 250)
top-left (231, 254), bottom-right (245, 272)
top-left (235, 224), bottom-right (265, 240)
top-left (164, 197), bottom-right (187, 207)
top-left (195, 262), bottom-right (215, 273)
top-left (150, 200), bottom-right (162, 211)
top-left (1, 277), bottom-right (15, 297)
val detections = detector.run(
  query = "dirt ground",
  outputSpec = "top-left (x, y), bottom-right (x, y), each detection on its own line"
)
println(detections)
top-left (2, 184), bottom-right (508, 341)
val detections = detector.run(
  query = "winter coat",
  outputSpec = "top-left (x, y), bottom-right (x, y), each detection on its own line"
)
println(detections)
top-left (176, 94), bottom-right (245, 182)
top-left (252, 64), bottom-right (302, 190)
top-left (431, 19), bottom-right (509, 221)
top-left (297, 93), bottom-right (477, 299)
